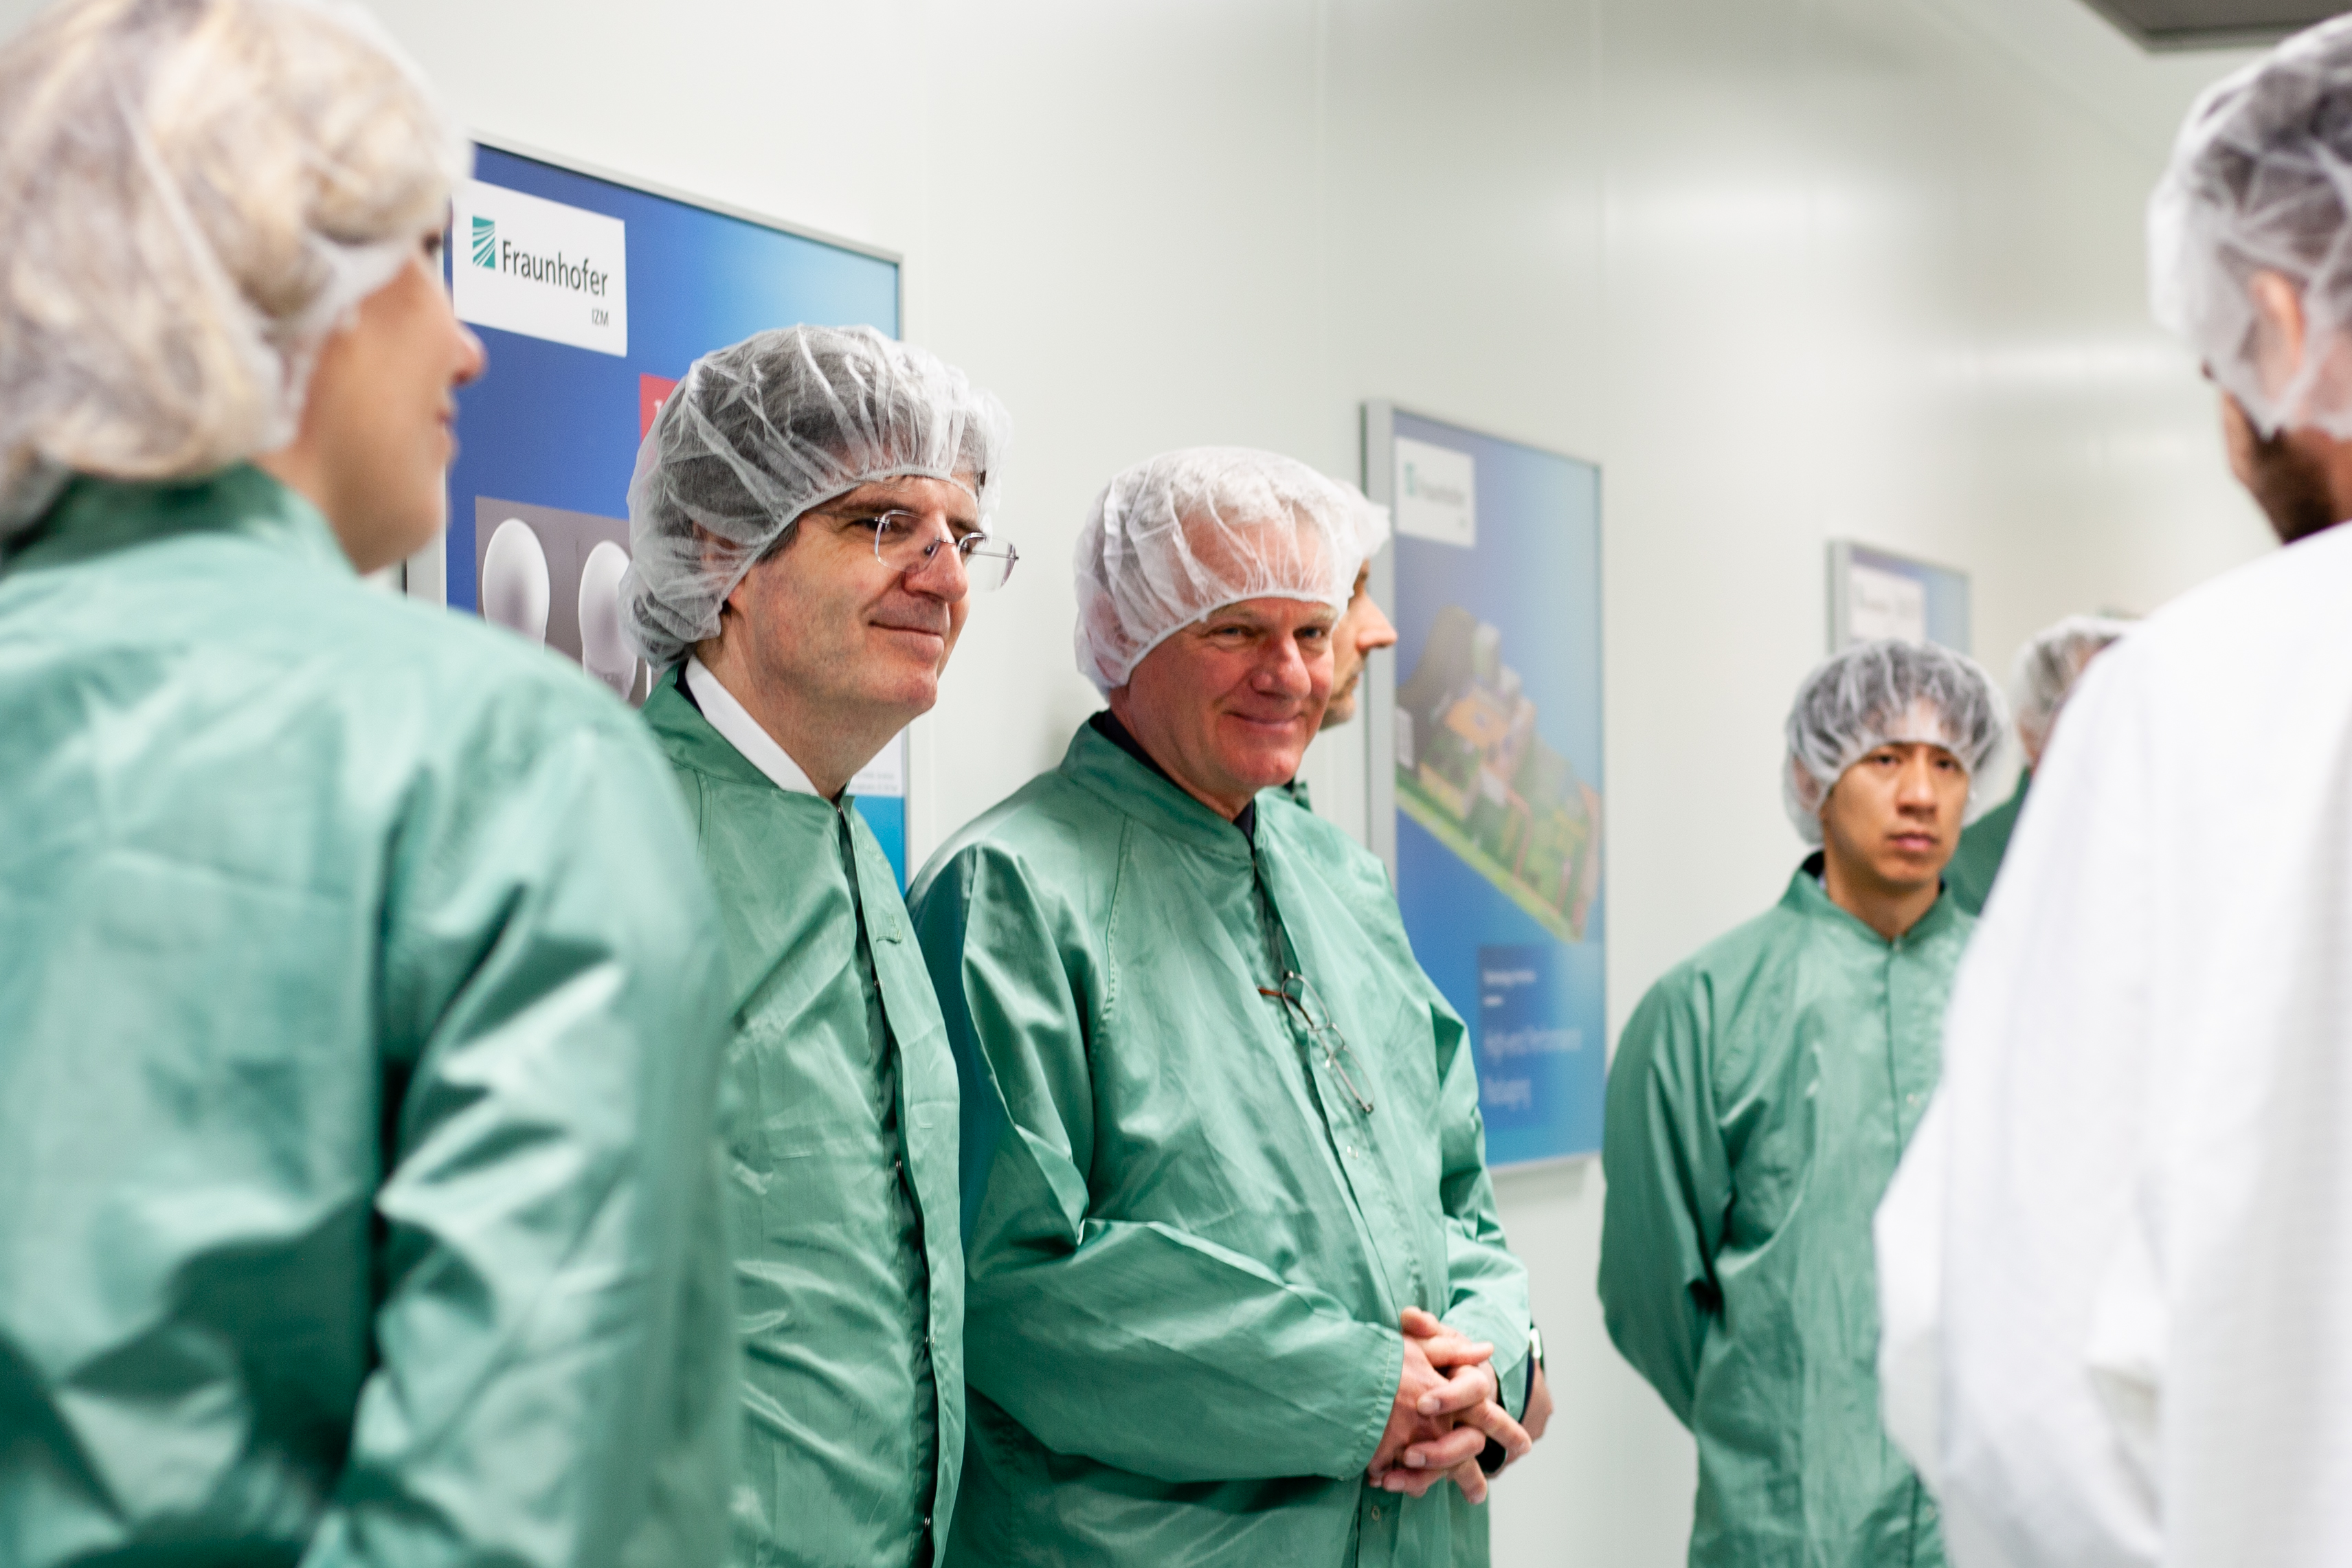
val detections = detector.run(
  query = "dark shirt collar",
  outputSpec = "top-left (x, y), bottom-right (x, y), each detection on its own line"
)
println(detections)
top-left (1089, 711), bottom-right (1255, 844)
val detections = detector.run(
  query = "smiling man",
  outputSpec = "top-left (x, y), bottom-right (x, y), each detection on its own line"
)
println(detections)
top-left (621, 326), bottom-right (1014, 1568)
top-left (909, 448), bottom-right (1532, 1567)
top-left (1598, 639), bottom-right (2003, 1568)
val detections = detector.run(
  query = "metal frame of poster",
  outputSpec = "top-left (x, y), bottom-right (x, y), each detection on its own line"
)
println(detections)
top-left (1825, 539), bottom-right (1972, 655)
top-left (408, 136), bottom-right (918, 884)
top-left (1363, 403), bottom-right (1607, 1169)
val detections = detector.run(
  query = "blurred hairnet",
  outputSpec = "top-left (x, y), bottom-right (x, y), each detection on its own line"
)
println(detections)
top-left (622, 324), bottom-right (1011, 669)
top-left (0, 0), bottom-right (464, 535)
top-left (1075, 447), bottom-right (1387, 693)
top-left (1783, 640), bottom-right (2008, 844)
top-left (2149, 15), bottom-right (2352, 438)
top-left (2013, 614), bottom-right (2132, 759)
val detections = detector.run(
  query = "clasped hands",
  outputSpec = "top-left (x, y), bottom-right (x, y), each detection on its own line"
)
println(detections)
top-left (1366, 1306), bottom-right (1532, 1504)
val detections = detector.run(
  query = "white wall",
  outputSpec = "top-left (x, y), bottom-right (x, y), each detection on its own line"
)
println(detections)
top-left (1, 0), bottom-right (2276, 1559)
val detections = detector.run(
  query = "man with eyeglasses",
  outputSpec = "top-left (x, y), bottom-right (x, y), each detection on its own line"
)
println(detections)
top-left (908, 447), bottom-right (1532, 1567)
top-left (620, 325), bottom-right (1015, 1568)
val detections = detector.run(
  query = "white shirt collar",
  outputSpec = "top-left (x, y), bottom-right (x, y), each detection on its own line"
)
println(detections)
top-left (684, 656), bottom-right (824, 798)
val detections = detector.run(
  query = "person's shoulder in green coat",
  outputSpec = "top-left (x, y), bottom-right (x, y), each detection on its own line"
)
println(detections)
top-left (1945, 771), bottom-right (2029, 916)
top-left (0, 468), bottom-right (737, 1568)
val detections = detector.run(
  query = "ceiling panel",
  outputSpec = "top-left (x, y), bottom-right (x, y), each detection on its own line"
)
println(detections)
top-left (2080, 0), bottom-right (2345, 48)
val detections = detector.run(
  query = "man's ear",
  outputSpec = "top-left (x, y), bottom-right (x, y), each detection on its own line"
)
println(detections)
top-left (2248, 269), bottom-right (2310, 399)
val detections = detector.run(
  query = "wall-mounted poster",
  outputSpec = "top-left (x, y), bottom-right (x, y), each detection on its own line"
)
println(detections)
top-left (417, 139), bottom-right (917, 882)
top-left (1826, 539), bottom-right (1971, 655)
top-left (1363, 404), bottom-right (1606, 1168)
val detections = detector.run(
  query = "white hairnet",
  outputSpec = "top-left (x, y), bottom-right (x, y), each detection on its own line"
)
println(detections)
top-left (0, 0), bottom-right (464, 535)
top-left (2013, 614), bottom-right (2132, 759)
top-left (2149, 15), bottom-right (2352, 438)
top-left (621, 324), bottom-right (1011, 669)
top-left (1074, 447), bottom-right (1387, 693)
top-left (1783, 640), bottom-right (2008, 844)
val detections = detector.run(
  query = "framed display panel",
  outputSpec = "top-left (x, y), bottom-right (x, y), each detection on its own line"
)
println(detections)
top-left (418, 138), bottom-right (916, 882)
top-left (1826, 539), bottom-right (1971, 656)
top-left (1364, 402), bottom-right (1606, 1167)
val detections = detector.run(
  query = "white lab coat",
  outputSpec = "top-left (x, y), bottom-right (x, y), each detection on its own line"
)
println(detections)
top-left (1876, 521), bottom-right (2352, 1568)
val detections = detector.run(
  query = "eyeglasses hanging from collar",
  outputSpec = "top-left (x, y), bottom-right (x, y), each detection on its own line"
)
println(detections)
top-left (1259, 970), bottom-right (1376, 1115)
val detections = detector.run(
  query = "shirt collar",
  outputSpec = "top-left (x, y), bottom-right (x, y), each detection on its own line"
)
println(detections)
top-left (684, 656), bottom-right (824, 798)
top-left (1089, 710), bottom-right (1256, 843)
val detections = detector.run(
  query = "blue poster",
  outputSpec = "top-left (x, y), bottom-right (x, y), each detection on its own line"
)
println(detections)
top-left (1387, 411), bottom-right (1604, 1165)
top-left (440, 144), bottom-right (911, 880)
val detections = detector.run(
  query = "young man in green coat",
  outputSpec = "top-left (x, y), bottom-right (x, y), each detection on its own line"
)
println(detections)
top-left (1942, 614), bottom-right (2129, 915)
top-left (623, 326), bottom-right (1017, 1568)
top-left (0, 5), bottom-right (736, 1562)
top-left (1598, 640), bottom-right (2004, 1568)
top-left (912, 449), bottom-right (1532, 1568)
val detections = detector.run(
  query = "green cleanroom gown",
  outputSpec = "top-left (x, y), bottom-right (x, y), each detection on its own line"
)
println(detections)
top-left (643, 664), bottom-right (963, 1568)
top-left (1262, 779), bottom-right (1508, 1568)
top-left (1942, 772), bottom-right (2026, 916)
top-left (1599, 856), bottom-right (1969, 1568)
top-left (910, 719), bottom-right (1530, 1568)
top-left (0, 469), bottom-right (737, 1568)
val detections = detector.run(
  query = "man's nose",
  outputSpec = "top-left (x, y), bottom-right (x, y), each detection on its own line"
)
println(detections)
top-left (1255, 638), bottom-right (1313, 695)
top-left (903, 525), bottom-right (970, 601)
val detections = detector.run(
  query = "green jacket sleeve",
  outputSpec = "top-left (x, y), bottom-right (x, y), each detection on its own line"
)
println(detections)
top-left (1597, 970), bottom-right (1729, 1428)
top-left (1424, 983), bottom-right (1534, 1418)
top-left (304, 717), bottom-right (736, 1568)
top-left (915, 844), bottom-right (1400, 1485)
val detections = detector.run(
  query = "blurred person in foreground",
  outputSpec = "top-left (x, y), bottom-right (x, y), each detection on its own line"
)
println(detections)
top-left (1876, 17), bottom-right (2352, 1565)
top-left (623, 324), bottom-right (1015, 1568)
top-left (0, 1), bottom-right (735, 1563)
top-left (908, 448), bottom-right (1532, 1566)
top-left (1942, 614), bottom-right (2132, 915)
top-left (1600, 640), bottom-right (2004, 1568)
top-left (1271, 519), bottom-right (1559, 1568)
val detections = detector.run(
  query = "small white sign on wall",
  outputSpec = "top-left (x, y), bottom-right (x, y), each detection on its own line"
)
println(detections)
top-left (1393, 436), bottom-right (1477, 548)
top-left (1846, 562), bottom-right (1928, 645)
top-left (452, 179), bottom-right (628, 356)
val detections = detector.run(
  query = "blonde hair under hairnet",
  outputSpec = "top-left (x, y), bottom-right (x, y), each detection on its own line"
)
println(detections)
top-left (2013, 614), bottom-right (2131, 761)
top-left (2149, 15), bottom-right (2352, 438)
top-left (622, 324), bottom-right (1011, 670)
top-left (0, 0), bottom-right (462, 535)
top-left (1075, 447), bottom-right (1389, 693)
top-left (1783, 640), bottom-right (2008, 845)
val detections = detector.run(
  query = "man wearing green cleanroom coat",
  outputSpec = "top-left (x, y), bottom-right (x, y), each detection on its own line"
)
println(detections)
top-left (912, 449), bottom-right (1533, 1568)
top-left (0, 7), bottom-right (735, 1561)
top-left (620, 326), bottom-right (1017, 1568)
top-left (1942, 614), bottom-right (2128, 915)
top-left (1599, 640), bottom-right (2006, 1568)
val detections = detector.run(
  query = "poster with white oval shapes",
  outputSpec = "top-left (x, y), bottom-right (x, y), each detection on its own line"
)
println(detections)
top-left (473, 498), bottom-right (647, 705)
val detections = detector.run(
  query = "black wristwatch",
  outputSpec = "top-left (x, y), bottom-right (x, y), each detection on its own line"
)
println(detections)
top-left (1476, 1327), bottom-right (1545, 1476)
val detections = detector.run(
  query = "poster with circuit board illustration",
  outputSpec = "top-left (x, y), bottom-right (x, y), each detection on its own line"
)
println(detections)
top-left (1381, 409), bottom-right (1604, 1166)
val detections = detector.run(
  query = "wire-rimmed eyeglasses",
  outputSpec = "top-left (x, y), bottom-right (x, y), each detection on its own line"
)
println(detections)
top-left (866, 508), bottom-right (1018, 591)
top-left (1258, 970), bottom-right (1376, 1115)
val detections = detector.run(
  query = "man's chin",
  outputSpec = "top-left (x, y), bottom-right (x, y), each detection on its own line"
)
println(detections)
top-left (1211, 739), bottom-right (1310, 793)
top-left (857, 667), bottom-right (941, 722)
